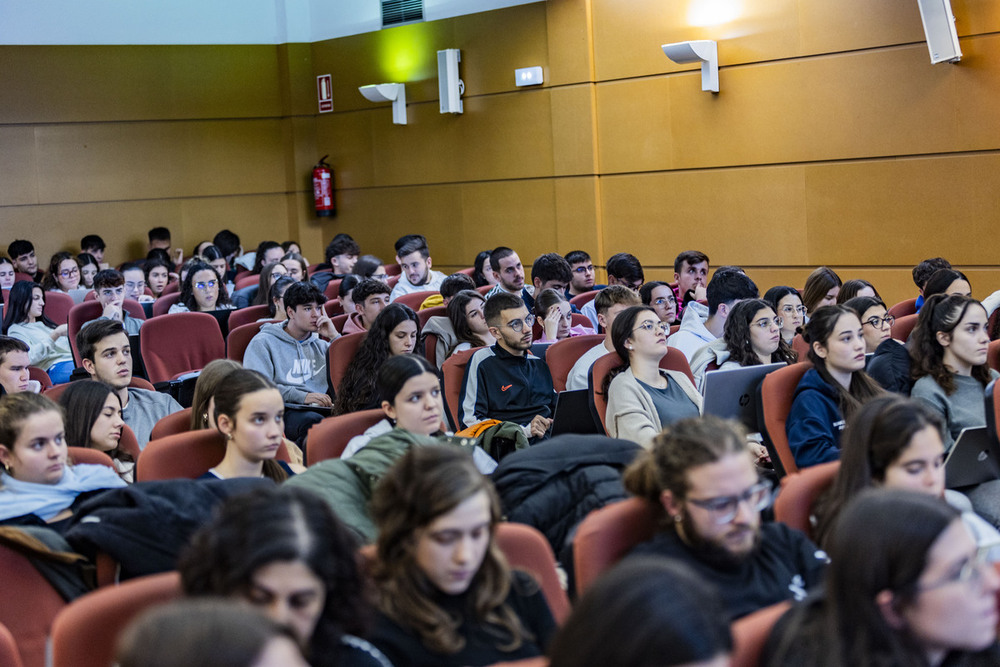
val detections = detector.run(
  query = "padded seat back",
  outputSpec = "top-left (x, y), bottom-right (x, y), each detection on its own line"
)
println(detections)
top-left (757, 361), bottom-right (812, 477)
top-left (306, 409), bottom-right (385, 464)
top-left (140, 312), bottom-right (225, 383)
top-left (573, 497), bottom-right (659, 596)
top-left (545, 334), bottom-right (604, 392)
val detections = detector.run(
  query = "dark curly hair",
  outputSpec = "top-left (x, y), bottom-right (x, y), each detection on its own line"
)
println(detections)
top-left (179, 260), bottom-right (231, 312)
top-left (722, 298), bottom-right (796, 367)
top-left (334, 303), bottom-right (420, 415)
top-left (178, 486), bottom-right (370, 666)
top-left (909, 293), bottom-right (991, 395)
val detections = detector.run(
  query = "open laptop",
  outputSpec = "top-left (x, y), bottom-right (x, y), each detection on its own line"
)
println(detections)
top-left (549, 389), bottom-right (602, 436)
top-left (702, 362), bottom-right (787, 431)
top-left (945, 427), bottom-right (1000, 489)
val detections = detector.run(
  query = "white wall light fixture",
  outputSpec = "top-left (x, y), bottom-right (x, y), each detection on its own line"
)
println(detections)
top-left (916, 0), bottom-right (962, 64)
top-left (661, 40), bottom-right (719, 93)
top-left (359, 83), bottom-right (407, 125)
top-left (438, 49), bottom-right (464, 114)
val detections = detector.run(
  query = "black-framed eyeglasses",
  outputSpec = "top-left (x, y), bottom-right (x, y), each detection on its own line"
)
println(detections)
top-left (686, 479), bottom-right (774, 524)
top-left (863, 315), bottom-right (895, 329)
top-left (504, 314), bottom-right (536, 332)
top-left (632, 320), bottom-right (669, 334)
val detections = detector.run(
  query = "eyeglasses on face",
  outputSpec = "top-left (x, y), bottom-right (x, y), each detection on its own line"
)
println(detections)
top-left (632, 320), bottom-right (669, 334)
top-left (125, 281), bottom-right (145, 291)
top-left (59, 267), bottom-right (79, 278)
top-left (753, 317), bottom-right (783, 330)
top-left (862, 315), bottom-right (895, 329)
top-left (916, 545), bottom-right (995, 592)
top-left (780, 305), bottom-right (807, 316)
top-left (573, 265), bottom-right (594, 274)
top-left (654, 295), bottom-right (677, 307)
top-left (686, 479), bottom-right (774, 524)
top-left (195, 280), bottom-right (218, 291)
top-left (504, 314), bottom-right (536, 332)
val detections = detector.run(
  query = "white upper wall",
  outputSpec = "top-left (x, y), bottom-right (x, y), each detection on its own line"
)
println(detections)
top-left (0, 0), bottom-right (541, 45)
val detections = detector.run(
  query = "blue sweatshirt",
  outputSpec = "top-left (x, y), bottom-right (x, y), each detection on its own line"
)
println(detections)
top-left (785, 369), bottom-right (845, 468)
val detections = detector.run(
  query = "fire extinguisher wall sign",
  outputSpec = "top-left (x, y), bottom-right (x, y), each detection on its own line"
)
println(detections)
top-left (312, 156), bottom-right (335, 218)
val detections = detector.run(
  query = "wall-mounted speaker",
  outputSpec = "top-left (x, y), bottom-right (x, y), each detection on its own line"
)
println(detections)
top-left (438, 48), bottom-right (464, 114)
top-left (916, 0), bottom-right (962, 64)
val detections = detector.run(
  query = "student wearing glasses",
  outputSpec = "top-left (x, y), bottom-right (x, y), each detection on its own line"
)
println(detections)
top-left (763, 286), bottom-right (806, 346)
top-left (169, 260), bottom-right (235, 313)
top-left (458, 292), bottom-right (556, 439)
top-left (40, 252), bottom-right (81, 294)
top-left (624, 415), bottom-right (827, 620)
top-left (605, 305), bottom-right (702, 449)
top-left (639, 281), bottom-right (678, 326)
top-left (717, 299), bottom-right (797, 371)
top-left (842, 296), bottom-right (894, 354)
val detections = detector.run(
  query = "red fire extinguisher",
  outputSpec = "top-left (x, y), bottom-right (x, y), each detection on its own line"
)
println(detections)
top-left (312, 156), bottom-right (335, 218)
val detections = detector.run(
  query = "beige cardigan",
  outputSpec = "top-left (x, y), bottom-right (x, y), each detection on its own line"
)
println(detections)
top-left (606, 367), bottom-right (703, 449)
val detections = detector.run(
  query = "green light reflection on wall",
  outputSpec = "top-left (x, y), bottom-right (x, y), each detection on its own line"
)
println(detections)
top-left (374, 22), bottom-right (437, 82)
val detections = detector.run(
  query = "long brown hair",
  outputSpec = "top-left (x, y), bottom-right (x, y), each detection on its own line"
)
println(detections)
top-left (371, 445), bottom-right (530, 655)
top-left (803, 305), bottom-right (884, 421)
top-left (213, 369), bottom-right (287, 483)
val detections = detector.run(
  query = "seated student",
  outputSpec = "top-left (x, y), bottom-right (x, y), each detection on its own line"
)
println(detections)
top-left (548, 558), bottom-right (732, 667)
top-left (352, 254), bottom-right (386, 281)
top-left (842, 295), bottom-right (893, 355)
top-left (59, 380), bottom-right (135, 482)
top-left (282, 239), bottom-right (304, 258)
top-left (342, 355), bottom-right (497, 473)
top-left (605, 305), bottom-right (701, 449)
top-left (566, 286), bottom-right (641, 391)
top-left (0, 256), bottom-right (16, 291)
top-left (421, 289), bottom-right (495, 369)
top-left (235, 260), bottom-right (287, 309)
top-left (251, 241), bottom-right (285, 276)
top-left (92, 269), bottom-right (144, 334)
top-left (911, 294), bottom-right (999, 449)
top-left (530, 253), bottom-right (573, 299)
top-left (835, 278), bottom-right (879, 303)
top-left (199, 369), bottom-right (304, 482)
top-left (564, 250), bottom-right (598, 297)
top-left (913, 256), bottom-right (952, 312)
top-left (40, 252), bottom-right (81, 294)
top-left (311, 233), bottom-right (361, 292)
top-left (0, 393), bottom-right (126, 530)
top-left (416, 272), bottom-right (476, 311)
top-left (0, 337), bottom-right (40, 395)
top-left (197, 244), bottom-right (235, 291)
top-left (143, 256), bottom-right (173, 299)
top-left (369, 445), bottom-right (556, 667)
top-left (580, 252), bottom-right (645, 329)
top-left (472, 250), bottom-right (499, 288)
top-left (639, 281), bottom-right (678, 326)
top-left (713, 297), bottom-right (796, 374)
top-left (459, 292), bottom-right (556, 436)
top-left (342, 278), bottom-right (392, 334)
top-left (672, 250), bottom-right (710, 320)
top-left (812, 395), bottom-right (1000, 553)
top-left (389, 234), bottom-right (447, 301)
top-left (534, 288), bottom-right (595, 343)
top-left (484, 247), bottom-right (535, 310)
top-left (763, 285), bottom-right (806, 345)
top-left (80, 234), bottom-right (106, 266)
top-left (8, 239), bottom-right (44, 283)
top-left (801, 266), bottom-right (842, 316)
top-left (335, 304), bottom-right (419, 415)
top-left (668, 268), bottom-right (759, 363)
top-left (77, 253), bottom-right (100, 289)
top-left (212, 229), bottom-right (243, 282)
top-left (168, 260), bottom-right (235, 313)
top-left (281, 252), bottom-right (309, 282)
top-left (2, 282), bottom-right (75, 384)
top-left (260, 276), bottom-right (295, 323)
top-left (785, 305), bottom-right (884, 468)
top-left (764, 490), bottom-right (1000, 667)
top-left (177, 486), bottom-right (388, 667)
top-left (120, 262), bottom-right (155, 303)
top-left (336, 274), bottom-right (361, 321)
top-left (77, 319), bottom-right (183, 447)
top-left (243, 282), bottom-right (339, 443)
top-left (625, 415), bottom-right (827, 620)
top-left (146, 226), bottom-right (179, 264)
top-left (117, 599), bottom-right (310, 667)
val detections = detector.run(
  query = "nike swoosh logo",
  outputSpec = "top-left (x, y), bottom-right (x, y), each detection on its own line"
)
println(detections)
top-left (501, 384), bottom-right (513, 391)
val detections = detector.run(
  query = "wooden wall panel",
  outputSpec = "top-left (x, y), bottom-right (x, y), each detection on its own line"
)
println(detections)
top-left (0, 127), bottom-right (38, 207)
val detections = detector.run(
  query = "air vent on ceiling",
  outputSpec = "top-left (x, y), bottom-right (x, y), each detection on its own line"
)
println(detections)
top-left (382, 0), bottom-right (424, 27)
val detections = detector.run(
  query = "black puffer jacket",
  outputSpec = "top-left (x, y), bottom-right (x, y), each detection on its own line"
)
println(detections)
top-left (492, 435), bottom-right (642, 574)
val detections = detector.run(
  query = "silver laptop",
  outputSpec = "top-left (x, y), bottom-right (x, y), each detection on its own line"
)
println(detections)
top-left (945, 427), bottom-right (1000, 489)
top-left (702, 362), bottom-right (787, 431)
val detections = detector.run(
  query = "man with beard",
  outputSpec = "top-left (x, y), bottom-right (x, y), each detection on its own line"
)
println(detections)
top-left (389, 234), bottom-right (446, 301)
top-left (484, 246), bottom-right (535, 311)
top-left (624, 415), bottom-right (827, 620)
top-left (458, 292), bottom-right (556, 439)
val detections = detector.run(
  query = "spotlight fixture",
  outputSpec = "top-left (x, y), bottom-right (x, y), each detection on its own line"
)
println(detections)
top-left (359, 83), bottom-right (407, 125)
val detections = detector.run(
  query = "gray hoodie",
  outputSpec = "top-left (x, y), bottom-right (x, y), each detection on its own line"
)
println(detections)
top-left (243, 322), bottom-right (331, 403)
